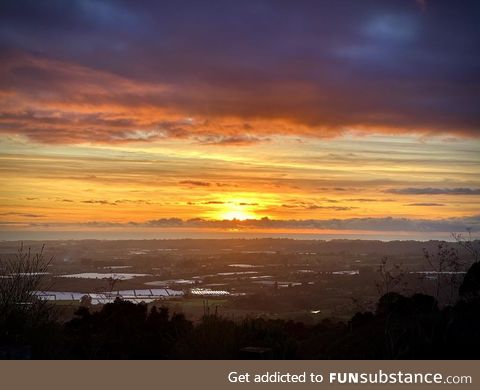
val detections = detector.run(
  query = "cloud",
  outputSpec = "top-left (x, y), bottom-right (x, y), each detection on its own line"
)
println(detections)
top-left (281, 202), bottom-right (356, 211)
top-left (0, 212), bottom-right (44, 218)
top-left (144, 218), bottom-right (184, 227)
top-left (195, 135), bottom-right (269, 146)
top-left (345, 198), bottom-right (395, 202)
top-left (387, 187), bottom-right (480, 195)
top-left (306, 205), bottom-right (356, 211)
top-left (25, 215), bottom-right (480, 233)
top-left (82, 200), bottom-right (117, 206)
top-left (406, 203), bottom-right (445, 206)
top-left (79, 199), bottom-right (155, 206)
top-left (132, 215), bottom-right (480, 232)
top-left (416, 0), bottom-right (427, 12)
top-left (0, 1), bottom-right (479, 145)
top-left (179, 180), bottom-right (211, 187)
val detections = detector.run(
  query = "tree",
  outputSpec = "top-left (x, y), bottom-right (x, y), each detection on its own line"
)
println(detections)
top-left (459, 262), bottom-right (480, 301)
top-left (451, 231), bottom-right (479, 301)
top-left (0, 243), bottom-right (55, 351)
top-left (452, 230), bottom-right (479, 264)
top-left (0, 243), bottom-right (51, 314)
top-left (422, 242), bottom-right (462, 303)
top-left (375, 257), bottom-right (405, 296)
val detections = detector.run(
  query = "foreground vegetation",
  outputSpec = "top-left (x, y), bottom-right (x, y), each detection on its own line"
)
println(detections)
top-left (1, 242), bottom-right (480, 359)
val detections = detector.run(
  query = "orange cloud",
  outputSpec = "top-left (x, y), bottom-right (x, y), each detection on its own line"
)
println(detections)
top-left (1, 52), bottom-right (479, 146)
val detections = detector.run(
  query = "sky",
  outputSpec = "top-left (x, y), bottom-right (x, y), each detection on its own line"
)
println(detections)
top-left (0, 0), bottom-right (479, 240)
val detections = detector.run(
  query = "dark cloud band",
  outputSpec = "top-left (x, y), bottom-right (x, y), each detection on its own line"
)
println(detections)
top-left (0, 0), bottom-right (479, 144)
top-left (24, 215), bottom-right (480, 233)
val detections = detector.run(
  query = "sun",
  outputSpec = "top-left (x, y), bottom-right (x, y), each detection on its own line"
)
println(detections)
top-left (208, 196), bottom-right (263, 221)
top-left (221, 210), bottom-right (256, 221)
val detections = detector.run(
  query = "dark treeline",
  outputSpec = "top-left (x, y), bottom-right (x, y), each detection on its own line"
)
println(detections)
top-left (2, 261), bottom-right (480, 359)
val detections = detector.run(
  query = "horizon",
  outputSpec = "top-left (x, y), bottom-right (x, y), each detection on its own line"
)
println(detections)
top-left (0, 229), bottom-right (472, 242)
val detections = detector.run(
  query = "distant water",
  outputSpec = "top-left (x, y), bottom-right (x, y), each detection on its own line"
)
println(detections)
top-left (59, 272), bottom-right (150, 280)
top-left (0, 229), bottom-right (457, 241)
top-left (412, 271), bottom-right (467, 275)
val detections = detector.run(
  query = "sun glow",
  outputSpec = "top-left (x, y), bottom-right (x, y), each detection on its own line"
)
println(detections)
top-left (220, 210), bottom-right (257, 221)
